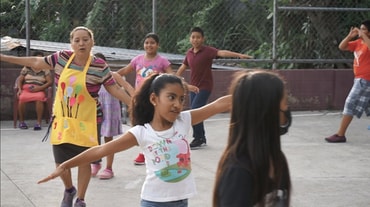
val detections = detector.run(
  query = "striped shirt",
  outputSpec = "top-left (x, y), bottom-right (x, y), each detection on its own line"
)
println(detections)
top-left (45, 50), bottom-right (115, 122)
top-left (20, 67), bottom-right (50, 86)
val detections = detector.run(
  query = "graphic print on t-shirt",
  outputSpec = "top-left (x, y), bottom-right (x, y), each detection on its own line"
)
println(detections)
top-left (147, 132), bottom-right (191, 183)
top-left (136, 66), bottom-right (154, 86)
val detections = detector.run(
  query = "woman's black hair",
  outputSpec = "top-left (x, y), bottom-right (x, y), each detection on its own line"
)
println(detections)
top-left (213, 70), bottom-right (291, 207)
top-left (130, 73), bottom-right (185, 126)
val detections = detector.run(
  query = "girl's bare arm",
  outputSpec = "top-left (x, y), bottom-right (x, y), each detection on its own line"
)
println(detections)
top-left (38, 132), bottom-right (138, 184)
top-left (190, 95), bottom-right (231, 125)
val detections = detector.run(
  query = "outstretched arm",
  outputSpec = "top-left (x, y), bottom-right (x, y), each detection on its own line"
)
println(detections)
top-left (38, 132), bottom-right (138, 184)
top-left (0, 54), bottom-right (52, 70)
top-left (217, 50), bottom-right (253, 59)
top-left (190, 95), bottom-right (231, 125)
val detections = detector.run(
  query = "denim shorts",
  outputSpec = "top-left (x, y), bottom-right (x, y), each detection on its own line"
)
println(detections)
top-left (140, 199), bottom-right (188, 207)
top-left (343, 78), bottom-right (370, 118)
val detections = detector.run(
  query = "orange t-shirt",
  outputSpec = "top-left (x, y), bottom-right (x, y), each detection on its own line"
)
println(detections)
top-left (347, 39), bottom-right (370, 81)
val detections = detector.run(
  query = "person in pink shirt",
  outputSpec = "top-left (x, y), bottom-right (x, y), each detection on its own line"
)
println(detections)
top-left (325, 20), bottom-right (370, 143)
top-left (114, 33), bottom-right (174, 165)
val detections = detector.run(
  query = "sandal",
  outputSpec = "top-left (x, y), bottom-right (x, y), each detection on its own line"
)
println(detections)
top-left (33, 124), bottom-right (42, 131)
top-left (19, 122), bottom-right (28, 129)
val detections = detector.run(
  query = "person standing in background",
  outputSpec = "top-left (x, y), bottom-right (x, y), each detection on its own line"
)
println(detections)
top-left (90, 52), bottom-right (134, 179)
top-left (176, 27), bottom-right (253, 149)
top-left (325, 20), bottom-right (370, 143)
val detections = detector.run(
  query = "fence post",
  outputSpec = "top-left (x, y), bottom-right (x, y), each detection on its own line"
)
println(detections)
top-left (25, 0), bottom-right (30, 56)
top-left (152, 0), bottom-right (156, 33)
top-left (272, 0), bottom-right (277, 69)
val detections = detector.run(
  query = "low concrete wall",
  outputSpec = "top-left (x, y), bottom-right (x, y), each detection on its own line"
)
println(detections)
top-left (208, 69), bottom-right (353, 111)
top-left (0, 61), bottom-right (353, 120)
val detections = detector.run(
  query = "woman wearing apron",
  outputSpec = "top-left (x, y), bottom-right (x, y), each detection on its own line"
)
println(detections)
top-left (0, 26), bottom-right (131, 207)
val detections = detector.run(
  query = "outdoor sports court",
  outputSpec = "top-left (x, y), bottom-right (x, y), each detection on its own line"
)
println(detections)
top-left (1, 111), bottom-right (369, 206)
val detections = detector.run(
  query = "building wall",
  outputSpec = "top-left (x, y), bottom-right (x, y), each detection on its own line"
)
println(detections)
top-left (0, 61), bottom-right (353, 121)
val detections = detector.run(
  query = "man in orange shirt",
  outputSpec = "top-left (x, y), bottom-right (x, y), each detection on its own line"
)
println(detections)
top-left (325, 20), bottom-right (370, 143)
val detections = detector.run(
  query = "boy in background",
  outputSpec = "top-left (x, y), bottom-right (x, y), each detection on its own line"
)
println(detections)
top-left (176, 27), bottom-right (253, 149)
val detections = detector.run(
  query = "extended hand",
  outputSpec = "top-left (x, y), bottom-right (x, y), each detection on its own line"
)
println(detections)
top-left (37, 166), bottom-right (65, 184)
top-left (348, 27), bottom-right (359, 39)
top-left (239, 54), bottom-right (254, 59)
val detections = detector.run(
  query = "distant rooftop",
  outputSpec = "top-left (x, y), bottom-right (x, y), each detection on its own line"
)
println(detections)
top-left (1, 36), bottom-right (184, 61)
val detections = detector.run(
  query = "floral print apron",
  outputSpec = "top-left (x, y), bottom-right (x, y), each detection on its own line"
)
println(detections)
top-left (50, 53), bottom-right (98, 147)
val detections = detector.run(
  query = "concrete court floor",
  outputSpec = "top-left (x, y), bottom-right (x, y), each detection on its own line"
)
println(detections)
top-left (1, 111), bottom-right (369, 207)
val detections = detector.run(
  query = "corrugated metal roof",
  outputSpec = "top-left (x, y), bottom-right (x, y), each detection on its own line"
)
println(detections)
top-left (1, 36), bottom-right (184, 61)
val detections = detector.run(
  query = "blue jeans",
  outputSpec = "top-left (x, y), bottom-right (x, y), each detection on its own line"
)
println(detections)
top-left (140, 199), bottom-right (188, 207)
top-left (190, 90), bottom-right (211, 140)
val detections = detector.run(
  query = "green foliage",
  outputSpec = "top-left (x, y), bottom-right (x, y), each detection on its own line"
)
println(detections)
top-left (0, 0), bottom-right (24, 37)
top-left (275, 0), bottom-right (370, 68)
top-left (1, 0), bottom-right (369, 69)
top-left (176, 37), bottom-right (192, 54)
top-left (39, 18), bottom-right (70, 43)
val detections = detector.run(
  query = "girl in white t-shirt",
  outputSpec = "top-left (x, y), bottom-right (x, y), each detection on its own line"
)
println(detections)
top-left (38, 73), bottom-right (230, 207)
top-left (113, 33), bottom-right (198, 166)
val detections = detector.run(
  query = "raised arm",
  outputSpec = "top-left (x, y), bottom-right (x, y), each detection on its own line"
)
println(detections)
top-left (339, 27), bottom-right (359, 51)
top-left (38, 131), bottom-right (138, 184)
top-left (190, 95), bottom-right (231, 125)
top-left (0, 54), bottom-right (53, 70)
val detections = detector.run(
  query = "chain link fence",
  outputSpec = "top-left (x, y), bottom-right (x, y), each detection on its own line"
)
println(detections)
top-left (1, 0), bottom-right (369, 69)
